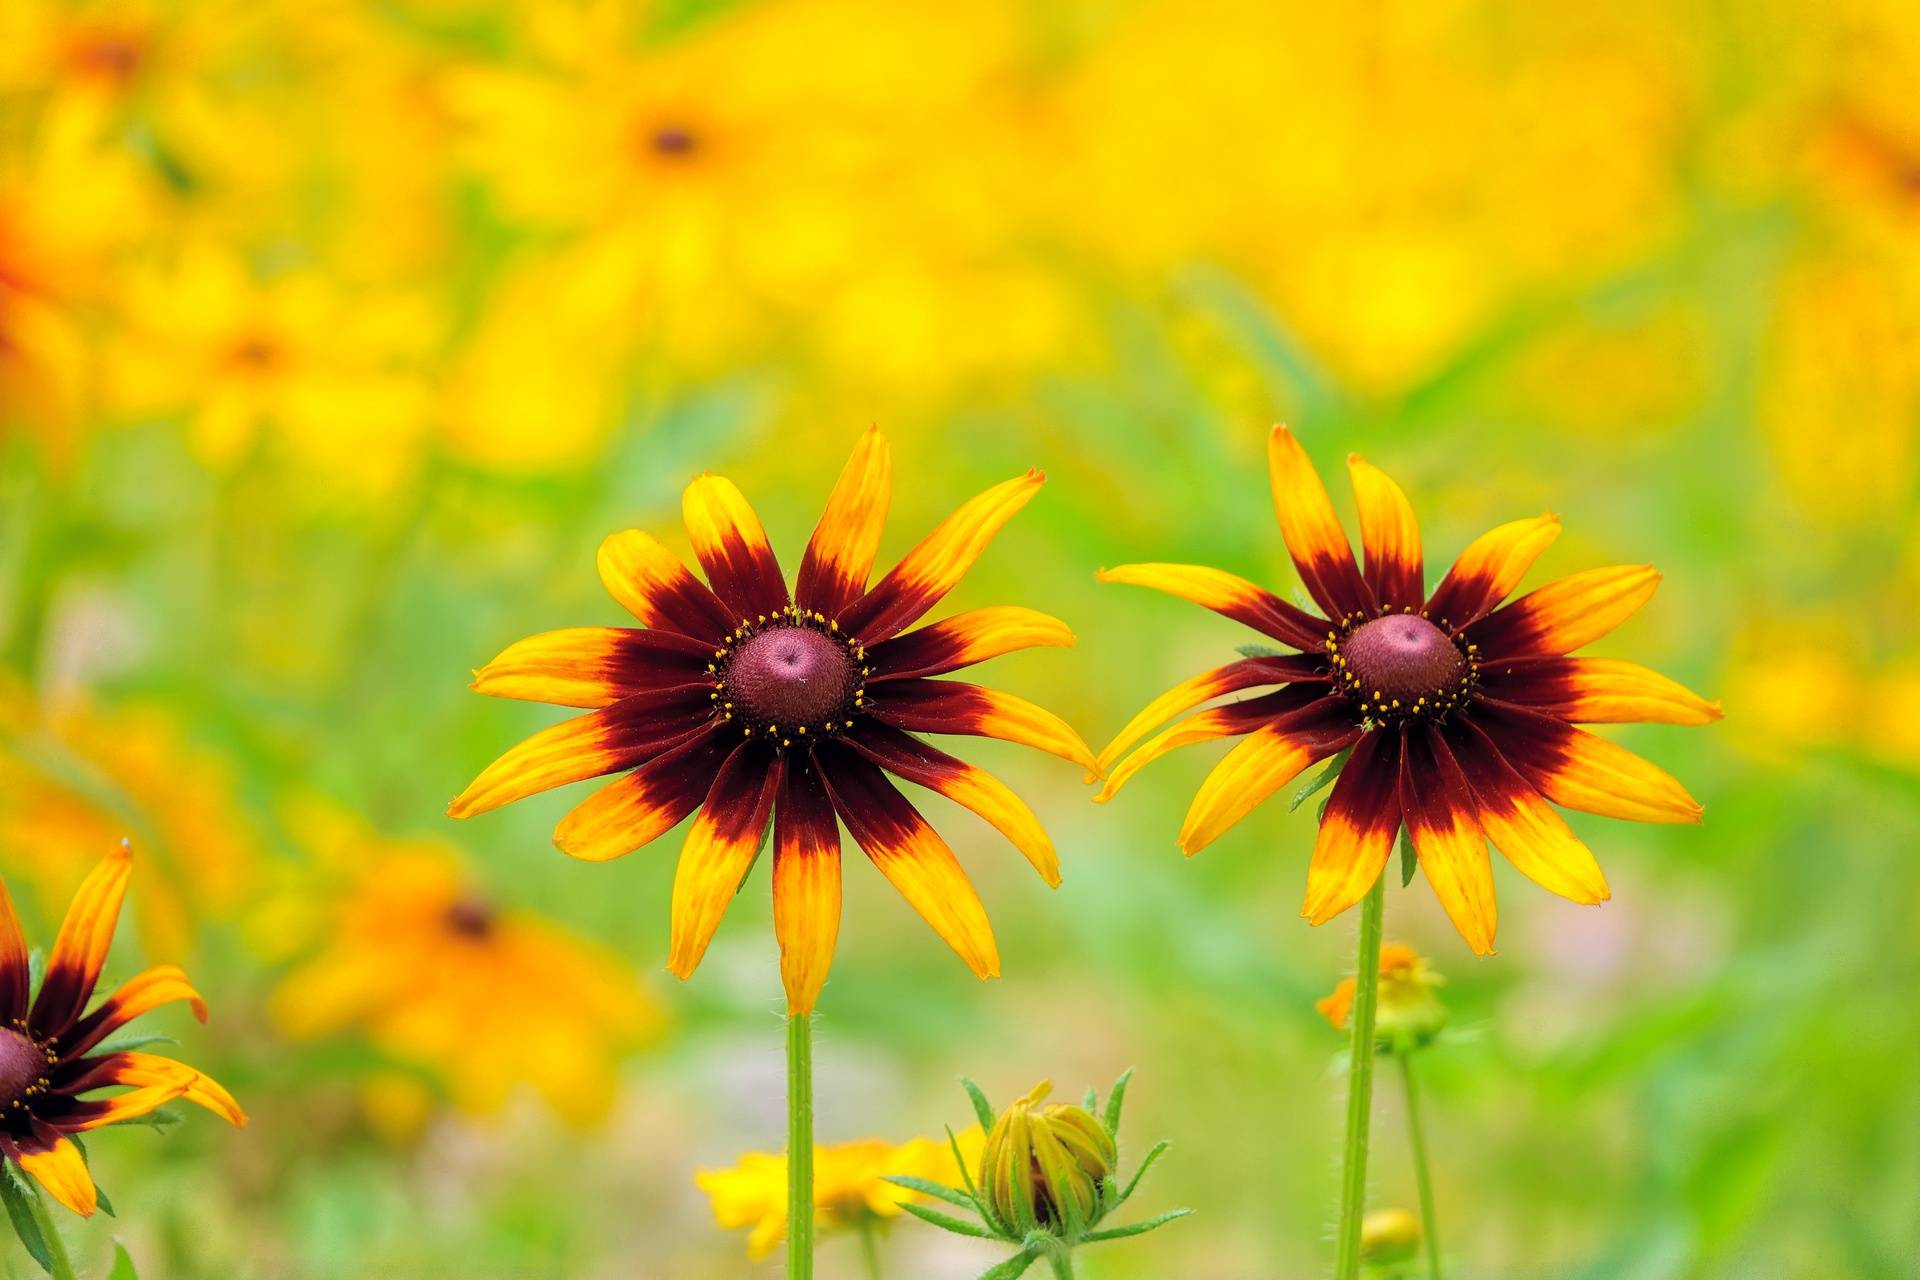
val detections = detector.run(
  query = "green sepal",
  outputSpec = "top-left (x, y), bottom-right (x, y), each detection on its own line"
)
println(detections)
top-left (1120, 1140), bottom-right (1170, 1203)
top-left (961, 1077), bottom-right (995, 1131)
top-left (90, 1033), bottom-right (177, 1055)
top-left (0, 1161), bottom-right (53, 1275)
top-left (882, 1175), bottom-right (978, 1212)
top-left (976, 1252), bottom-right (1039, 1280)
top-left (106, 1241), bottom-right (140, 1280)
top-left (1290, 747), bottom-right (1351, 811)
top-left (1234, 643), bottom-right (1285, 660)
top-left (1398, 825), bottom-right (1417, 887)
top-left (897, 1200), bottom-right (994, 1240)
top-left (946, 1125), bottom-right (981, 1200)
top-left (1079, 1085), bottom-right (1096, 1113)
top-left (25, 949), bottom-right (43, 1001)
top-left (1102, 1068), bottom-right (1133, 1137)
top-left (1082, 1207), bottom-right (1193, 1243)
top-left (103, 1106), bottom-right (180, 1132)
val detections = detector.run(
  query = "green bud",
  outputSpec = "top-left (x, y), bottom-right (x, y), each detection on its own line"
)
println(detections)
top-left (979, 1081), bottom-right (1117, 1235)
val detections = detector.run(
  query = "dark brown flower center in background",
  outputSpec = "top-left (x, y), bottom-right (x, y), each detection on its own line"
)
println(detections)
top-left (443, 898), bottom-right (496, 939)
top-left (649, 125), bottom-right (699, 159)
top-left (723, 624), bottom-right (859, 736)
top-left (0, 1028), bottom-right (51, 1112)
top-left (1334, 614), bottom-right (1472, 720)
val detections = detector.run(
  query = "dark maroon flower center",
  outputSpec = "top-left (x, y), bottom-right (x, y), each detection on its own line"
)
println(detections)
top-left (0, 1027), bottom-right (52, 1113)
top-left (1333, 614), bottom-right (1473, 721)
top-left (649, 125), bottom-right (699, 159)
top-left (443, 898), bottom-right (495, 939)
top-left (720, 623), bottom-right (861, 740)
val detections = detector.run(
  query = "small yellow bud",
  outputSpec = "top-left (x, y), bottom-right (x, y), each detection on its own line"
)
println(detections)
top-left (1360, 1207), bottom-right (1422, 1265)
top-left (1316, 944), bottom-right (1447, 1052)
top-left (979, 1081), bottom-right (1117, 1234)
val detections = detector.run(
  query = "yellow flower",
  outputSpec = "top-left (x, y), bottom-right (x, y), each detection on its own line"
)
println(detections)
top-left (265, 800), bottom-right (662, 1127)
top-left (103, 242), bottom-right (437, 494)
top-left (695, 1126), bottom-right (986, 1260)
top-left (0, 686), bottom-right (259, 961)
top-left (1360, 1207), bottom-right (1423, 1266)
top-left (1316, 943), bottom-right (1448, 1051)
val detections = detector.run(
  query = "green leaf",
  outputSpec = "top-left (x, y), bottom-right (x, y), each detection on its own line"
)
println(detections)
top-left (0, 1164), bottom-right (52, 1275)
top-left (1234, 642), bottom-right (1285, 660)
top-left (897, 1201), bottom-right (994, 1239)
top-left (106, 1241), bottom-right (140, 1280)
top-left (1120, 1140), bottom-right (1170, 1203)
top-left (961, 1077), bottom-right (995, 1131)
top-left (1398, 825), bottom-right (1417, 887)
top-left (1290, 747), bottom-right (1351, 812)
top-left (976, 1252), bottom-right (1039, 1280)
top-left (1082, 1208), bottom-right (1193, 1243)
top-left (1102, 1068), bottom-right (1133, 1137)
top-left (882, 1175), bottom-right (978, 1211)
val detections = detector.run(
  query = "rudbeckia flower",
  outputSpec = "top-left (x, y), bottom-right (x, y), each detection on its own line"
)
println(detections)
top-left (452, 429), bottom-right (1090, 1012)
top-left (0, 843), bottom-right (243, 1216)
top-left (1097, 426), bottom-right (1717, 953)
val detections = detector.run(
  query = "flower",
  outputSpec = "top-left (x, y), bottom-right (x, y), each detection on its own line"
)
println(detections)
top-left (1316, 943), bottom-right (1448, 1051)
top-left (1360, 1207), bottom-right (1422, 1266)
top-left (451, 428), bottom-right (1091, 1012)
top-left (695, 1126), bottom-right (985, 1260)
top-left (265, 800), bottom-right (662, 1127)
top-left (979, 1081), bottom-right (1117, 1235)
top-left (0, 843), bottom-right (244, 1216)
top-left (1097, 425), bottom-right (1718, 953)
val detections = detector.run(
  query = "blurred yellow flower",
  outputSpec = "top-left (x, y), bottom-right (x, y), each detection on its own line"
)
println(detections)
top-left (104, 243), bottom-right (437, 494)
top-left (265, 800), bottom-right (662, 1128)
top-left (696, 1125), bottom-right (986, 1260)
top-left (1317, 943), bottom-right (1447, 1051)
top-left (0, 686), bottom-right (259, 961)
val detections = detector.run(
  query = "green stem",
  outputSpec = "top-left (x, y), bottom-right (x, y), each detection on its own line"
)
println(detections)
top-left (1046, 1244), bottom-right (1076, 1279)
top-left (787, 1013), bottom-right (815, 1280)
top-left (1400, 1055), bottom-right (1443, 1280)
top-left (859, 1220), bottom-right (884, 1280)
top-left (1333, 875), bottom-right (1386, 1280)
top-left (26, 1182), bottom-right (77, 1280)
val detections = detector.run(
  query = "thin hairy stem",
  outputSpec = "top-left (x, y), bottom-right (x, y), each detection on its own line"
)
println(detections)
top-left (787, 1013), bottom-right (815, 1280)
top-left (1332, 874), bottom-right (1386, 1279)
top-left (1401, 1055), bottom-right (1443, 1279)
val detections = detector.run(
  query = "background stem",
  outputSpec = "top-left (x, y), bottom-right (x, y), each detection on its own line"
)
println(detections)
top-left (1332, 875), bottom-right (1386, 1280)
top-left (787, 1013), bottom-right (815, 1280)
top-left (859, 1219), bottom-right (883, 1280)
top-left (1400, 1055), bottom-right (1443, 1280)
top-left (26, 1183), bottom-right (77, 1280)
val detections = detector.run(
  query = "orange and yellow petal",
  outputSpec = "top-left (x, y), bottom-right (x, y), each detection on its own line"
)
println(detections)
top-left (12, 1128), bottom-right (95, 1217)
top-left (1093, 655), bottom-right (1325, 780)
top-left (864, 679), bottom-right (1096, 772)
top-left (447, 689), bottom-right (710, 818)
top-left (1401, 730), bottom-right (1498, 955)
top-left (1178, 698), bottom-right (1360, 855)
top-left (1467, 564), bottom-right (1661, 659)
top-left (30, 842), bottom-right (132, 1036)
top-left (1098, 686), bottom-right (1324, 803)
top-left (1476, 701), bottom-right (1703, 825)
top-left (866, 606), bottom-right (1076, 681)
top-left (470, 627), bottom-right (710, 709)
top-left (1347, 453), bottom-right (1424, 611)
top-left (1448, 722), bottom-right (1609, 905)
top-left (682, 474), bottom-right (789, 622)
top-left (1423, 514), bottom-right (1561, 629)
top-left (1479, 656), bottom-right (1722, 726)
top-left (1301, 730), bottom-right (1404, 925)
top-left (772, 758), bottom-right (843, 1016)
top-left (838, 470), bottom-right (1043, 643)
top-left (1096, 562), bottom-right (1325, 651)
top-left (796, 427), bottom-right (892, 617)
top-left (667, 746), bottom-right (783, 980)
top-left (62, 964), bottom-right (208, 1057)
top-left (65, 1052), bottom-right (246, 1128)
top-left (552, 725), bottom-right (731, 861)
top-left (597, 529), bottom-right (732, 638)
top-left (1268, 426), bottom-right (1373, 619)
top-left (0, 876), bottom-right (28, 1024)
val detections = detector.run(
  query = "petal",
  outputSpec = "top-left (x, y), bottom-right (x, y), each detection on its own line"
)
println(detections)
top-left (1268, 426), bottom-right (1374, 620)
top-left (1347, 454), bottom-right (1424, 610)
top-left (1423, 514), bottom-right (1561, 630)
top-left (1097, 684), bottom-right (1327, 804)
top-left (836, 470), bottom-right (1043, 643)
top-left (59, 965), bottom-right (208, 1057)
top-left (1095, 563), bottom-right (1328, 651)
top-left (1466, 565), bottom-right (1662, 659)
top-left (1401, 728), bottom-right (1498, 955)
top-left (682, 474), bottom-right (790, 623)
top-left (0, 876), bottom-right (28, 1025)
top-left (866, 606), bottom-right (1075, 681)
top-left (1447, 721), bottom-right (1609, 904)
top-left (447, 687), bottom-right (712, 818)
top-left (1478, 656), bottom-right (1723, 725)
top-left (1094, 655), bottom-right (1327, 780)
top-left (1301, 730), bottom-right (1404, 925)
top-left (1178, 696), bottom-right (1361, 854)
top-left (844, 723), bottom-right (1059, 886)
top-left (666, 744), bottom-right (782, 980)
top-left (864, 678), bottom-right (1095, 771)
top-left (1473, 700), bottom-right (1704, 824)
top-left (10, 1127), bottom-right (95, 1217)
top-left (470, 627), bottom-right (712, 708)
top-left (796, 426), bottom-right (892, 616)
top-left (772, 753), bottom-right (842, 1016)
top-left (29, 844), bottom-right (132, 1037)
top-left (597, 529), bottom-right (733, 638)
top-left (552, 723), bottom-right (733, 861)
top-left (55, 1052), bottom-right (246, 1128)
top-left (815, 746), bottom-right (999, 978)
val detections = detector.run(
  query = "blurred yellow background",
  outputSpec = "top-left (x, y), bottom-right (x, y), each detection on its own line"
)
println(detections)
top-left (2, 1), bottom-right (1916, 1276)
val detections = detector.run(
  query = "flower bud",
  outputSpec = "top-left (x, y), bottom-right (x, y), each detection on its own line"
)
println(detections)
top-left (1360, 1207), bottom-right (1422, 1264)
top-left (979, 1080), bottom-right (1117, 1234)
top-left (1316, 943), bottom-right (1447, 1051)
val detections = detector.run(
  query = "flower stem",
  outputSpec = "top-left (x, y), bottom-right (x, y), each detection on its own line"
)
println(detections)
top-left (859, 1220), bottom-right (883, 1280)
top-left (26, 1182), bottom-right (77, 1280)
top-left (1333, 874), bottom-right (1386, 1280)
top-left (787, 1012), bottom-right (814, 1280)
top-left (1046, 1244), bottom-right (1076, 1279)
top-left (1399, 1055), bottom-right (1443, 1280)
